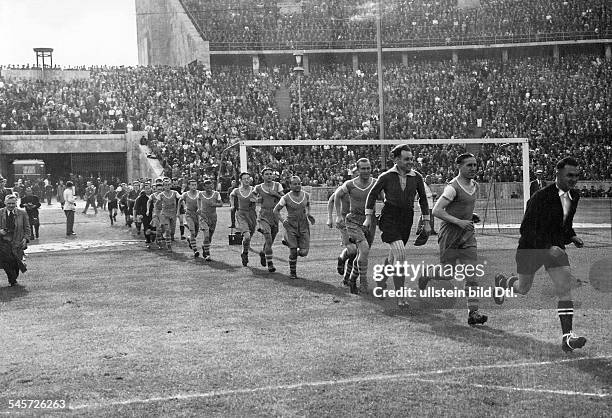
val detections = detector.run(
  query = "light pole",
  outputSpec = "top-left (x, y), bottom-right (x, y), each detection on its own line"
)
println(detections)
top-left (293, 52), bottom-right (304, 137)
top-left (376, 0), bottom-right (386, 169)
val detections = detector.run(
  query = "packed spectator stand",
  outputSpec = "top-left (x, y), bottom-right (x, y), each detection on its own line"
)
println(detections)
top-left (181, 0), bottom-right (611, 50)
top-left (1, 53), bottom-right (611, 186)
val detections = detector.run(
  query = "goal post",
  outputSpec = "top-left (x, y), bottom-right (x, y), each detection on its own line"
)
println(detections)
top-left (239, 138), bottom-right (531, 211)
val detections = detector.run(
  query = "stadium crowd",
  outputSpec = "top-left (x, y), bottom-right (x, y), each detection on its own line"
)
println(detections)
top-left (182, 0), bottom-right (611, 50)
top-left (1, 54), bottom-right (611, 185)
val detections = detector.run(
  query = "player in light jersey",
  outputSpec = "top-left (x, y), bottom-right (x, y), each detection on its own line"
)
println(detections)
top-left (327, 185), bottom-right (355, 285)
top-left (229, 172), bottom-right (258, 266)
top-left (147, 180), bottom-right (164, 249)
top-left (179, 179), bottom-right (201, 258)
top-left (423, 153), bottom-right (488, 325)
top-left (197, 179), bottom-right (223, 261)
top-left (255, 167), bottom-right (283, 273)
top-left (335, 158), bottom-right (377, 295)
top-left (273, 176), bottom-right (316, 279)
top-left (171, 178), bottom-right (186, 241)
top-left (158, 178), bottom-right (181, 251)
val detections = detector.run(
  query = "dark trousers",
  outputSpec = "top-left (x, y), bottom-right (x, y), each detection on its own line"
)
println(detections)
top-left (65, 210), bottom-right (75, 235)
top-left (29, 217), bottom-right (40, 239)
top-left (429, 209), bottom-right (436, 232)
top-left (83, 198), bottom-right (97, 214)
top-left (0, 241), bottom-right (20, 285)
top-left (142, 215), bottom-right (152, 243)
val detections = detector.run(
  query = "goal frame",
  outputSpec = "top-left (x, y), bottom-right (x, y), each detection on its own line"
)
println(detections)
top-left (239, 138), bottom-right (530, 210)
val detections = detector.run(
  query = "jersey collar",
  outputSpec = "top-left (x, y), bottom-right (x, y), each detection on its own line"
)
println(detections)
top-left (389, 166), bottom-right (416, 176)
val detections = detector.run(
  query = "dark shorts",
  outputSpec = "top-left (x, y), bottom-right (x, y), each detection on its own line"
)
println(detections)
top-left (438, 223), bottom-right (477, 264)
top-left (108, 200), bottom-right (118, 210)
top-left (185, 212), bottom-right (199, 236)
top-left (236, 210), bottom-right (257, 235)
top-left (516, 247), bottom-right (570, 275)
top-left (378, 204), bottom-right (413, 245)
top-left (200, 218), bottom-right (217, 239)
top-left (284, 219), bottom-right (310, 250)
top-left (336, 219), bottom-right (350, 247)
top-left (257, 209), bottom-right (279, 237)
top-left (346, 215), bottom-right (375, 247)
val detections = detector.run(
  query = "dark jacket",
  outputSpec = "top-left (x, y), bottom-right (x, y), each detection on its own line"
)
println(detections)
top-left (19, 195), bottom-right (41, 219)
top-left (519, 183), bottom-right (579, 250)
top-left (529, 179), bottom-right (547, 196)
top-left (365, 167), bottom-right (428, 214)
top-left (134, 192), bottom-right (150, 217)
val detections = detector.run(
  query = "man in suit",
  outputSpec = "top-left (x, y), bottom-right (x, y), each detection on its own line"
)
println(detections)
top-left (0, 176), bottom-right (12, 209)
top-left (529, 169), bottom-right (546, 196)
top-left (19, 186), bottom-right (41, 239)
top-left (495, 157), bottom-right (586, 352)
top-left (0, 194), bottom-right (30, 286)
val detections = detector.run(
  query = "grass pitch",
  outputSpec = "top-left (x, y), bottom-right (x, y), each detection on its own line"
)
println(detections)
top-left (0, 202), bottom-right (610, 417)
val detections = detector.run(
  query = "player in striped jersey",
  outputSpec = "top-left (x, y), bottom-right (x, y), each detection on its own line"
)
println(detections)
top-left (273, 176), bottom-right (316, 279)
top-left (364, 145), bottom-right (430, 308)
top-left (229, 172), bottom-right (258, 266)
top-left (197, 179), bottom-right (223, 261)
top-left (254, 168), bottom-right (283, 273)
top-left (335, 158), bottom-right (377, 295)
top-left (179, 179), bottom-right (201, 258)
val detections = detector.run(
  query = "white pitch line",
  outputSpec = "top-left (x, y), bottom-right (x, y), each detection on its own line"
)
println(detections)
top-left (69, 355), bottom-right (612, 411)
top-left (414, 378), bottom-right (610, 398)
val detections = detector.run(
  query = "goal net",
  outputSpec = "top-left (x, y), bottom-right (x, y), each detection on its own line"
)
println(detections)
top-left (237, 138), bottom-right (531, 243)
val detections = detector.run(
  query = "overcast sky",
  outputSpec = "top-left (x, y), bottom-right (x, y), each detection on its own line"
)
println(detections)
top-left (0, 0), bottom-right (138, 67)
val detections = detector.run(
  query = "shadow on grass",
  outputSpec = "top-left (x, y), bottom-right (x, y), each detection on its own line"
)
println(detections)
top-left (0, 283), bottom-right (29, 302)
top-left (385, 301), bottom-right (612, 388)
top-left (150, 247), bottom-right (241, 273)
top-left (246, 265), bottom-right (350, 298)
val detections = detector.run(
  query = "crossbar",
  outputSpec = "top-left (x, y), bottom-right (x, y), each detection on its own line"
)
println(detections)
top-left (239, 138), bottom-right (530, 210)
top-left (240, 138), bottom-right (527, 147)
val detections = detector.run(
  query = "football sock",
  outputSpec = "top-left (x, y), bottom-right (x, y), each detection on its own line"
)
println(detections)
top-left (558, 300), bottom-right (574, 334)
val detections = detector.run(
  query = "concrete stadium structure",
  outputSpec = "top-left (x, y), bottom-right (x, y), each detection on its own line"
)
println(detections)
top-left (135, 0), bottom-right (611, 69)
top-left (0, 132), bottom-right (163, 184)
top-left (136, 0), bottom-right (211, 67)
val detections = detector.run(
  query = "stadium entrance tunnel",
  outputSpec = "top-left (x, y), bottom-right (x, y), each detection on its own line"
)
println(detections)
top-left (0, 152), bottom-right (126, 184)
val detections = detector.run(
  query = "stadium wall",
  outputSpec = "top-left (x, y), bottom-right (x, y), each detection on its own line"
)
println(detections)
top-left (127, 130), bottom-right (164, 181)
top-left (0, 134), bottom-right (126, 182)
top-left (135, 0), bottom-right (210, 67)
top-left (0, 132), bottom-right (162, 182)
top-left (135, 145), bottom-right (164, 181)
top-left (0, 69), bottom-right (90, 82)
top-left (0, 134), bottom-right (126, 155)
